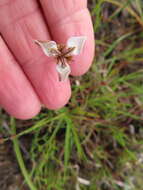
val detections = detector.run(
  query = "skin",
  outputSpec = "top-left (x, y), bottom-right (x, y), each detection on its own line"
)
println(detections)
top-left (0, 0), bottom-right (95, 119)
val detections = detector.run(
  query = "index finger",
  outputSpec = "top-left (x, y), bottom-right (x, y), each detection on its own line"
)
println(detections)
top-left (39, 0), bottom-right (95, 76)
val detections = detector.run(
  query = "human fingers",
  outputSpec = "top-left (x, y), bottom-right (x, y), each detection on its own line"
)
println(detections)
top-left (0, 36), bottom-right (41, 119)
top-left (39, 0), bottom-right (95, 76)
top-left (0, 0), bottom-right (71, 110)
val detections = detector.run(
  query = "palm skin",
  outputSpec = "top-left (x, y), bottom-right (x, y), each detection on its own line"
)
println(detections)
top-left (0, 0), bottom-right (94, 119)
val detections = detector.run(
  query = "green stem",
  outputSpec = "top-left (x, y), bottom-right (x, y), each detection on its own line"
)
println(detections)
top-left (11, 117), bottom-right (37, 190)
top-left (103, 0), bottom-right (143, 27)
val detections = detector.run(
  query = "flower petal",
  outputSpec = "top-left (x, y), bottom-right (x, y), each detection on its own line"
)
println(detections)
top-left (56, 62), bottom-right (71, 81)
top-left (35, 40), bottom-right (58, 56)
top-left (67, 36), bottom-right (87, 55)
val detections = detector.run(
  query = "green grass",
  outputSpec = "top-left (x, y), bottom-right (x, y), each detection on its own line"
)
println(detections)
top-left (1, 0), bottom-right (143, 189)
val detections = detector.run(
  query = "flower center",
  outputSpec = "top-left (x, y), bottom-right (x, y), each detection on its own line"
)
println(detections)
top-left (55, 45), bottom-right (75, 67)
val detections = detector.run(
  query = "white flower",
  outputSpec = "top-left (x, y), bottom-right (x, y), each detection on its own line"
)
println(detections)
top-left (35, 36), bottom-right (87, 81)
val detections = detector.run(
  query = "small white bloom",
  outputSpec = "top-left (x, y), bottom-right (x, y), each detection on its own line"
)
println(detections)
top-left (35, 36), bottom-right (87, 81)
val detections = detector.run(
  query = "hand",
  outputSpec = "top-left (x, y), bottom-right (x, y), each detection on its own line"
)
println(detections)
top-left (0, 0), bottom-right (95, 119)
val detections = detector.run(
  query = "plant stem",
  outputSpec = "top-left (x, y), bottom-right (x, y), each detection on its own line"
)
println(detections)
top-left (103, 0), bottom-right (143, 27)
top-left (10, 117), bottom-right (37, 190)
